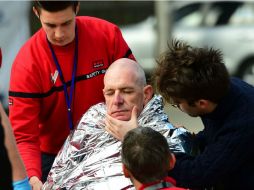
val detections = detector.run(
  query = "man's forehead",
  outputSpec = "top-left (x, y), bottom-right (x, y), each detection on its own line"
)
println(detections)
top-left (104, 77), bottom-right (142, 91)
top-left (105, 74), bottom-right (135, 84)
top-left (104, 83), bottom-right (136, 91)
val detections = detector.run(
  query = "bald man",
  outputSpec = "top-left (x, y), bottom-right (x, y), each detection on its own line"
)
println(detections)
top-left (103, 58), bottom-right (153, 140)
top-left (43, 58), bottom-right (191, 189)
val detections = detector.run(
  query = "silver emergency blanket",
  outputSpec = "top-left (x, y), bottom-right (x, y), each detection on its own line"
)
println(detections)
top-left (43, 95), bottom-right (192, 190)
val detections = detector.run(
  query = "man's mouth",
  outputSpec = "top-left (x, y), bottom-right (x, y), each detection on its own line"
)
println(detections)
top-left (110, 110), bottom-right (131, 121)
top-left (55, 40), bottom-right (64, 44)
top-left (111, 110), bottom-right (127, 115)
top-left (111, 110), bottom-right (130, 117)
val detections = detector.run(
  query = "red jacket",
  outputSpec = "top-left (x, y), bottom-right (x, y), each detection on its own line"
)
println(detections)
top-left (9, 16), bottom-right (134, 179)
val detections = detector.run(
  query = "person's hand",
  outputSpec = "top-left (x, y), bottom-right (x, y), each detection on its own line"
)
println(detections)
top-left (105, 106), bottom-right (138, 141)
top-left (29, 176), bottom-right (42, 190)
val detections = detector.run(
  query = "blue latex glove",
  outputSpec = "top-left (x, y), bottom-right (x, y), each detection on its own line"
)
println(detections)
top-left (13, 177), bottom-right (31, 190)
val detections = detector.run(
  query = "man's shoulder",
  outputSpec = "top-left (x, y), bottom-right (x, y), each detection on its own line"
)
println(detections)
top-left (230, 77), bottom-right (254, 92)
top-left (12, 29), bottom-right (47, 71)
top-left (76, 16), bottom-right (117, 29)
top-left (230, 77), bottom-right (254, 106)
top-left (16, 29), bottom-right (45, 58)
top-left (79, 102), bottom-right (106, 121)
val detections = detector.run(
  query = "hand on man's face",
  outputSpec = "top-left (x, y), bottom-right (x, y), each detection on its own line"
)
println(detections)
top-left (105, 106), bottom-right (138, 141)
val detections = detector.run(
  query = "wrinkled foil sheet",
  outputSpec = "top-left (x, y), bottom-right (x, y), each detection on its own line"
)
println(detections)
top-left (43, 95), bottom-right (192, 190)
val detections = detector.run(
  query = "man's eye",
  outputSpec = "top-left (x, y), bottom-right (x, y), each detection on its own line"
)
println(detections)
top-left (62, 21), bottom-right (71, 27)
top-left (46, 24), bottom-right (56, 28)
top-left (123, 90), bottom-right (133, 94)
top-left (104, 91), bottom-right (114, 96)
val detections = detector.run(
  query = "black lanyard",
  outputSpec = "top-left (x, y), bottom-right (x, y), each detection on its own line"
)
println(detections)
top-left (47, 27), bottom-right (78, 130)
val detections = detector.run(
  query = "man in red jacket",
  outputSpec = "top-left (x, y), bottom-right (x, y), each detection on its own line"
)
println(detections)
top-left (122, 127), bottom-right (188, 190)
top-left (9, 1), bottom-right (134, 189)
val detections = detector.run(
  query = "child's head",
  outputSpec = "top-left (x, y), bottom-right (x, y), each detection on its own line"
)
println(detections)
top-left (121, 127), bottom-right (175, 184)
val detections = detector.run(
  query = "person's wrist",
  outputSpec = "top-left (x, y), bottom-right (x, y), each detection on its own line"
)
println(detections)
top-left (29, 176), bottom-right (41, 185)
top-left (29, 175), bottom-right (39, 182)
top-left (29, 176), bottom-right (43, 189)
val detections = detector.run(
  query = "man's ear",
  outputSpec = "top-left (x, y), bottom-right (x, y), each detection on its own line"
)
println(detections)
top-left (122, 164), bottom-right (130, 178)
top-left (169, 153), bottom-right (176, 170)
top-left (196, 99), bottom-right (208, 108)
top-left (33, 7), bottom-right (39, 18)
top-left (195, 99), bottom-right (215, 113)
top-left (75, 2), bottom-right (80, 15)
top-left (143, 85), bottom-right (153, 105)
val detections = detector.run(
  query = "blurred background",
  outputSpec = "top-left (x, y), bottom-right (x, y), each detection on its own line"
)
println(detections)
top-left (3, 1), bottom-right (254, 132)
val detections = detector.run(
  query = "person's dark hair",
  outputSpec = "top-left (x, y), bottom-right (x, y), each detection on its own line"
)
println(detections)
top-left (121, 127), bottom-right (171, 184)
top-left (34, 1), bottom-right (79, 13)
top-left (153, 39), bottom-right (230, 105)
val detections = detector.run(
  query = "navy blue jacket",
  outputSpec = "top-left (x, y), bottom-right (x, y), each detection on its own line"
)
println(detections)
top-left (169, 78), bottom-right (254, 189)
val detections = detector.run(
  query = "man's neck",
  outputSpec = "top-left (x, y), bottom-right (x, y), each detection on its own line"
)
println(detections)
top-left (131, 177), bottom-right (142, 190)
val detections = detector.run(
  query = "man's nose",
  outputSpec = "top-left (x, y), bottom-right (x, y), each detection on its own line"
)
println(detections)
top-left (55, 27), bottom-right (64, 39)
top-left (113, 92), bottom-right (124, 105)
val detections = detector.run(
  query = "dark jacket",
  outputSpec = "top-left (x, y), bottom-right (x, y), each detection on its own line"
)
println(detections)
top-left (170, 78), bottom-right (254, 189)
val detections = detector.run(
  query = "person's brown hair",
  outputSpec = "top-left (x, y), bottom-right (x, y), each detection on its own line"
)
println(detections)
top-left (153, 40), bottom-right (230, 105)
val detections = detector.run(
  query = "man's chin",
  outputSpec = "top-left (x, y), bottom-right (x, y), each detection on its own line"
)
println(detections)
top-left (53, 41), bottom-right (69, 46)
top-left (50, 39), bottom-right (72, 47)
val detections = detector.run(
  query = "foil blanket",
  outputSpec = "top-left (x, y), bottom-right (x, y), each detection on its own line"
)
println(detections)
top-left (43, 95), bottom-right (192, 190)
